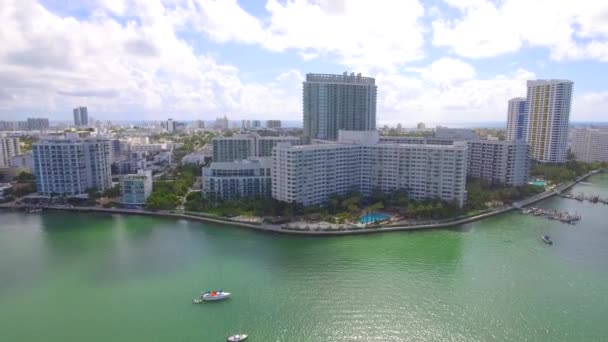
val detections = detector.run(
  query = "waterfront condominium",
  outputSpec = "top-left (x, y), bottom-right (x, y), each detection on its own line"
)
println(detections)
top-left (0, 135), bottom-right (21, 167)
top-left (33, 132), bottom-right (112, 196)
top-left (303, 72), bottom-right (377, 140)
top-left (467, 139), bottom-right (530, 186)
top-left (272, 131), bottom-right (468, 207)
top-left (202, 157), bottom-right (272, 201)
top-left (120, 169), bottom-right (153, 206)
top-left (570, 129), bottom-right (608, 163)
top-left (212, 134), bottom-right (300, 162)
top-left (506, 97), bottom-right (527, 141)
top-left (525, 80), bottom-right (573, 163)
top-left (266, 120), bottom-right (281, 129)
top-left (27, 118), bottom-right (50, 131)
top-left (73, 106), bottom-right (89, 127)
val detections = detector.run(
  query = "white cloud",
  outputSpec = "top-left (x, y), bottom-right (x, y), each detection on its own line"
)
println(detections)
top-left (376, 66), bottom-right (536, 125)
top-left (194, 0), bottom-right (426, 71)
top-left (432, 0), bottom-right (608, 61)
top-left (573, 91), bottom-right (608, 121)
top-left (405, 57), bottom-right (476, 86)
top-left (0, 0), bottom-right (300, 120)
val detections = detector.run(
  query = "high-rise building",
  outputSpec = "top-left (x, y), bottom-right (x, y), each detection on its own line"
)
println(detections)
top-left (27, 118), bottom-right (50, 131)
top-left (33, 132), bottom-right (112, 196)
top-left (202, 157), bottom-right (272, 201)
top-left (266, 120), bottom-right (281, 129)
top-left (303, 72), bottom-right (377, 140)
top-left (272, 131), bottom-right (468, 207)
top-left (166, 119), bottom-right (176, 133)
top-left (73, 107), bottom-right (89, 127)
top-left (506, 98), bottom-right (527, 141)
top-left (214, 116), bottom-right (229, 130)
top-left (417, 122), bottom-right (426, 130)
top-left (570, 129), bottom-right (608, 163)
top-left (212, 134), bottom-right (300, 162)
top-left (525, 80), bottom-right (573, 163)
top-left (120, 169), bottom-right (153, 206)
top-left (467, 140), bottom-right (530, 186)
top-left (251, 120), bottom-right (261, 128)
top-left (241, 120), bottom-right (251, 129)
top-left (0, 136), bottom-right (21, 167)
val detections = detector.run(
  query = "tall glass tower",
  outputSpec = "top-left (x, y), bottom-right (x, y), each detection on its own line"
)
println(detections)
top-left (303, 72), bottom-right (377, 140)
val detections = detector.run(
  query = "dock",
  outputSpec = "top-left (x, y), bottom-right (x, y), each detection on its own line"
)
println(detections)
top-left (559, 192), bottom-right (608, 205)
top-left (521, 207), bottom-right (581, 224)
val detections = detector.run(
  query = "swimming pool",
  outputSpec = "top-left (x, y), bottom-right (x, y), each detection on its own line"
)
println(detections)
top-left (529, 180), bottom-right (547, 187)
top-left (358, 212), bottom-right (391, 224)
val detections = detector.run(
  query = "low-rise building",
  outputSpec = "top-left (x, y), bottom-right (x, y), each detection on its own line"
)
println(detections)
top-left (570, 129), bottom-right (608, 163)
top-left (212, 134), bottom-right (299, 162)
top-left (9, 153), bottom-right (33, 172)
top-left (467, 139), bottom-right (530, 186)
top-left (202, 157), bottom-right (272, 201)
top-left (435, 126), bottom-right (478, 140)
top-left (114, 158), bottom-right (147, 175)
top-left (182, 152), bottom-right (209, 165)
top-left (120, 170), bottom-right (153, 206)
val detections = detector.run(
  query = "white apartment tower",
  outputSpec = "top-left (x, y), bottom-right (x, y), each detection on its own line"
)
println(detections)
top-left (0, 135), bottom-right (21, 167)
top-left (506, 97), bottom-right (527, 141)
top-left (525, 80), bottom-right (573, 163)
top-left (467, 140), bottom-right (530, 186)
top-left (272, 131), bottom-right (468, 207)
top-left (33, 132), bottom-right (112, 196)
top-left (570, 129), bottom-right (608, 163)
top-left (303, 72), bottom-right (377, 140)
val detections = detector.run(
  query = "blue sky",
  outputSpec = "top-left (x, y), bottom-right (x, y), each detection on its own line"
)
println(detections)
top-left (1, 0), bottom-right (608, 126)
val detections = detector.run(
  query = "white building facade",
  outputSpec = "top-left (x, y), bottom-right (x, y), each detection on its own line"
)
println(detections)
top-left (570, 129), bottom-right (608, 163)
top-left (0, 136), bottom-right (21, 167)
top-left (467, 140), bottom-right (530, 186)
top-left (202, 157), bottom-right (272, 201)
top-left (212, 134), bottom-right (300, 162)
top-left (272, 131), bottom-right (468, 207)
top-left (120, 169), bottom-right (153, 206)
top-left (32, 132), bottom-right (112, 196)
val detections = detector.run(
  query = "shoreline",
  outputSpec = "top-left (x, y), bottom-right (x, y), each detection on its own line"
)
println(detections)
top-left (1, 170), bottom-right (603, 236)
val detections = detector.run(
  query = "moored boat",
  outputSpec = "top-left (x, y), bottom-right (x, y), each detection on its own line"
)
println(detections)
top-left (227, 334), bottom-right (248, 342)
top-left (27, 208), bottom-right (43, 214)
top-left (541, 235), bottom-right (553, 245)
top-left (201, 290), bottom-right (231, 301)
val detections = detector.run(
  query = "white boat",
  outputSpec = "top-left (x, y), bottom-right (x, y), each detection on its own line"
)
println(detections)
top-left (201, 290), bottom-right (231, 301)
top-left (27, 208), bottom-right (43, 214)
top-left (227, 334), bottom-right (248, 342)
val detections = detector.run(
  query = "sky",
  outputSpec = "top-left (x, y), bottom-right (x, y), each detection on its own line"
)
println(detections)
top-left (1, 0), bottom-right (608, 126)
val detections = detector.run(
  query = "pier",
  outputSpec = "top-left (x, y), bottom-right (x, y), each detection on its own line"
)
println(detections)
top-left (559, 192), bottom-right (608, 205)
top-left (521, 207), bottom-right (581, 224)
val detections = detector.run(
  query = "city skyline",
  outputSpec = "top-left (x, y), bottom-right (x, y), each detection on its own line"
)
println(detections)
top-left (1, 1), bottom-right (608, 124)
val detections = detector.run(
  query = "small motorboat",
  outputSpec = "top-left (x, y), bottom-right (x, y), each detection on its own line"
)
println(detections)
top-left (201, 290), bottom-right (231, 301)
top-left (27, 208), bottom-right (43, 214)
top-left (227, 334), bottom-right (248, 342)
top-left (541, 235), bottom-right (553, 245)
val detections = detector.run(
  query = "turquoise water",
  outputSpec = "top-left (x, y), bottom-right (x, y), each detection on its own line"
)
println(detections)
top-left (358, 212), bottom-right (391, 224)
top-left (1, 173), bottom-right (608, 341)
top-left (529, 180), bottom-right (547, 187)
